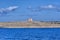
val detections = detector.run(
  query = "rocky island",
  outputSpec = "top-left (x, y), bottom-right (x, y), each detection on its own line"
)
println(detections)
top-left (0, 18), bottom-right (60, 28)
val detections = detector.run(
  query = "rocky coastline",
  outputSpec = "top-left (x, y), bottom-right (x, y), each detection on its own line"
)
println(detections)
top-left (0, 21), bottom-right (60, 28)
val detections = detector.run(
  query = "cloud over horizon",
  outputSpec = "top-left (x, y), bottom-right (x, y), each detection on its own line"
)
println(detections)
top-left (0, 6), bottom-right (18, 14)
top-left (28, 5), bottom-right (60, 12)
top-left (40, 5), bottom-right (56, 9)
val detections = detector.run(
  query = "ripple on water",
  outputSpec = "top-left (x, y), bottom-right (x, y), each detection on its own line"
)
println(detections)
top-left (0, 28), bottom-right (60, 40)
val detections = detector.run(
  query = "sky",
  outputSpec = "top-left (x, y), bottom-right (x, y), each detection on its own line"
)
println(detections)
top-left (0, 0), bottom-right (60, 22)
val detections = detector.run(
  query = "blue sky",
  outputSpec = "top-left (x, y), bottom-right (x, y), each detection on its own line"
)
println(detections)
top-left (0, 0), bottom-right (60, 22)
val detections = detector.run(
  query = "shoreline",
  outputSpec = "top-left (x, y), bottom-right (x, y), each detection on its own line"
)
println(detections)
top-left (0, 21), bottom-right (60, 28)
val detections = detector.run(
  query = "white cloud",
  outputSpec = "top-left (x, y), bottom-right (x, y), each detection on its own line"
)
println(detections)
top-left (6, 6), bottom-right (18, 11)
top-left (0, 6), bottom-right (18, 13)
top-left (27, 5), bottom-right (60, 12)
top-left (48, 5), bottom-right (54, 8)
top-left (40, 5), bottom-right (56, 9)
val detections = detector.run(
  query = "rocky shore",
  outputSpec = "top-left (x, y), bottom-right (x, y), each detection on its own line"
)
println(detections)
top-left (0, 21), bottom-right (60, 28)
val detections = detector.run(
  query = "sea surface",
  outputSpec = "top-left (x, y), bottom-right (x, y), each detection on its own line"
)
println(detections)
top-left (0, 28), bottom-right (60, 40)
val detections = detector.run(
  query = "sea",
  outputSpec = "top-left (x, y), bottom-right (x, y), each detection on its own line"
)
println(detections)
top-left (0, 28), bottom-right (60, 40)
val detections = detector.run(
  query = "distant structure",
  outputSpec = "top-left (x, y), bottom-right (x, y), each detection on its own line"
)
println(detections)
top-left (28, 18), bottom-right (33, 22)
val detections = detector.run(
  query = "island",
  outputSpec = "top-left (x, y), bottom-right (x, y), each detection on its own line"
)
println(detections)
top-left (0, 18), bottom-right (60, 28)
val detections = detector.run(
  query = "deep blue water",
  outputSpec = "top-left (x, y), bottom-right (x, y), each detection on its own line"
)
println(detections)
top-left (0, 28), bottom-right (60, 40)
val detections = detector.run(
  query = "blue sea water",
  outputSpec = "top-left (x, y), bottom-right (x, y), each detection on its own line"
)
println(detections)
top-left (0, 28), bottom-right (60, 40)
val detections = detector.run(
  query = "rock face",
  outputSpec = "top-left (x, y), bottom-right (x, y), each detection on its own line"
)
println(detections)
top-left (0, 21), bottom-right (60, 28)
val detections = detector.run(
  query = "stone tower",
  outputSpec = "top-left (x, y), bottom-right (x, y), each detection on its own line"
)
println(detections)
top-left (28, 18), bottom-right (33, 22)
